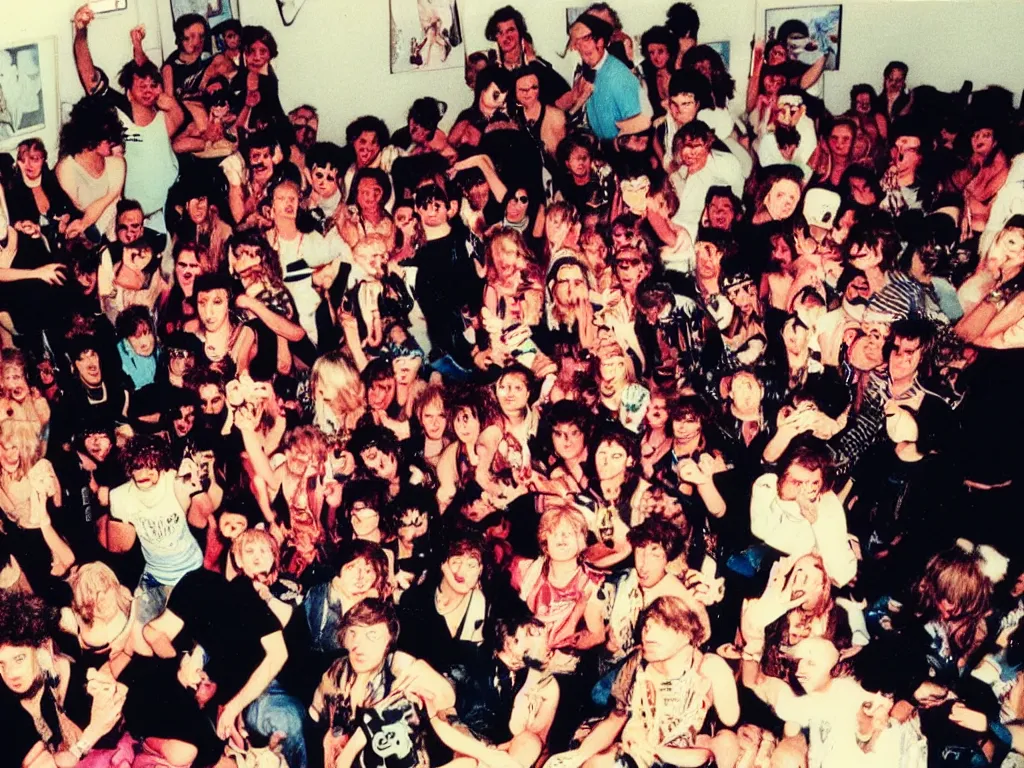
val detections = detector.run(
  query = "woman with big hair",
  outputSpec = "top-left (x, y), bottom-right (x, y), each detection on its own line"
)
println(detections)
top-left (309, 349), bottom-right (370, 439)
top-left (55, 99), bottom-right (127, 242)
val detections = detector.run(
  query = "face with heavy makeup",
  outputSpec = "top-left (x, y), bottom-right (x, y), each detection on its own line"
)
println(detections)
top-left (0, 644), bottom-right (43, 696)
top-left (419, 399), bottom-right (446, 441)
top-left (515, 73), bottom-right (540, 111)
top-left (452, 406), bottom-right (480, 446)
top-left (116, 208), bottom-right (145, 246)
top-left (892, 135), bottom-right (923, 176)
top-left (175, 248), bottom-right (202, 294)
top-left (594, 437), bottom-right (631, 481)
top-left (197, 287), bottom-right (230, 333)
top-left (552, 262), bottom-right (588, 309)
top-left (569, 21), bottom-right (605, 68)
top-left (75, 348), bottom-right (103, 387)
top-left (356, 176), bottom-right (385, 216)
top-left (343, 620), bottom-right (390, 674)
top-left (348, 500), bottom-right (381, 539)
top-left (441, 550), bottom-right (483, 595)
top-left (551, 419), bottom-right (586, 462)
top-left (310, 163), bottom-right (339, 199)
top-left (494, 19), bottom-right (521, 55)
top-left (353, 130), bottom-right (381, 169)
top-left (353, 238), bottom-right (387, 279)
top-left (764, 178), bottom-right (801, 221)
top-left (245, 40), bottom-right (272, 72)
top-left (290, 106), bottom-right (318, 152)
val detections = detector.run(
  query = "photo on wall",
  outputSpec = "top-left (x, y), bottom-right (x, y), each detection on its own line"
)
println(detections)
top-left (765, 4), bottom-right (842, 71)
top-left (390, 0), bottom-right (465, 74)
top-left (704, 40), bottom-right (731, 69)
top-left (170, 0), bottom-right (234, 28)
top-left (0, 41), bottom-right (52, 147)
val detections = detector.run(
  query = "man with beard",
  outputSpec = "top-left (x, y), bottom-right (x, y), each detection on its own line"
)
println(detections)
top-left (0, 590), bottom-right (127, 768)
top-left (434, 602), bottom-right (560, 768)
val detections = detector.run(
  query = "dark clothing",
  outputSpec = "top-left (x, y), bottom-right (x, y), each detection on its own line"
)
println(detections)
top-left (167, 568), bottom-right (281, 702)
top-left (412, 228), bottom-right (481, 364)
top-left (447, 653), bottom-right (527, 745)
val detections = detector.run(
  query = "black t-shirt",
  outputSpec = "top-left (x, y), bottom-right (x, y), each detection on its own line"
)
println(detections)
top-left (412, 229), bottom-right (481, 361)
top-left (0, 688), bottom-right (42, 768)
top-left (167, 569), bottom-right (281, 702)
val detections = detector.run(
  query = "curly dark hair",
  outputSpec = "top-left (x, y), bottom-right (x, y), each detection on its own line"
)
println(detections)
top-left (120, 434), bottom-right (174, 475)
top-left (59, 100), bottom-right (127, 157)
top-left (345, 116), bottom-right (390, 148)
top-left (0, 590), bottom-right (58, 649)
top-left (484, 6), bottom-right (529, 43)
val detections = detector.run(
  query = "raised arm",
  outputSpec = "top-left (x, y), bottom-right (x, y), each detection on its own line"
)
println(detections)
top-left (72, 5), bottom-right (100, 94)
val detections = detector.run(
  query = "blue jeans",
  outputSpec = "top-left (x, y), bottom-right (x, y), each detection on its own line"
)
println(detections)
top-left (134, 572), bottom-right (173, 625)
top-left (244, 680), bottom-right (308, 768)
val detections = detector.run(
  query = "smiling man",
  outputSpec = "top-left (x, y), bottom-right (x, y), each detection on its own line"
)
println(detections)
top-left (568, 13), bottom-right (648, 141)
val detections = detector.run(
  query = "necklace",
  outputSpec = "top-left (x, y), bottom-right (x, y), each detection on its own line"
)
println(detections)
top-left (435, 587), bottom-right (470, 616)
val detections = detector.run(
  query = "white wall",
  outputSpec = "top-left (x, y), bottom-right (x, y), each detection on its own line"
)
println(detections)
top-left (2, 0), bottom-right (1024, 158)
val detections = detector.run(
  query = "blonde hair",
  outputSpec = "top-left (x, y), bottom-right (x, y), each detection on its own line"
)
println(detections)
top-left (231, 528), bottom-right (281, 579)
top-left (413, 382), bottom-right (447, 424)
top-left (0, 419), bottom-right (41, 479)
top-left (353, 233), bottom-right (390, 262)
top-left (310, 351), bottom-right (365, 434)
top-left (485, 227), bottom-right (532, 283)
top-left (281, 424), bottom-right (328, 465)
top-left (69, 562), bottom-right (132, 625)
top-left (537, 504), bottom-right (588, 554)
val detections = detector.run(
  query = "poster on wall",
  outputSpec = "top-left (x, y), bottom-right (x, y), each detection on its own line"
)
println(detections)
top-left (705, 40), bottom-right (731, 69)
top-left (765, 4), bottom-right (842, 71)
top-left (0, 39), bottom-right (55, 150)
top-left (390, 0), bottom-right (464, 74)
top-left (171, 0), bottom-right (235, 35)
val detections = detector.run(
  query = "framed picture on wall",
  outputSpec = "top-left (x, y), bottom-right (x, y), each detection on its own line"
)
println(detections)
top-left (765, 4), bottom-right (842, 71)
top-left (704, 40), bottom-right (731, 69)
top-left (390, 0), bottom-right (465, 74)
top-left (0, 38), bottom-right (57, 152)
top-left (171, 0), bottom-right (234, 52)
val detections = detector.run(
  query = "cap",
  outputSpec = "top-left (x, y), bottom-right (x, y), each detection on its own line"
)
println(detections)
top-left (803, 187), bottom-right (841, 230)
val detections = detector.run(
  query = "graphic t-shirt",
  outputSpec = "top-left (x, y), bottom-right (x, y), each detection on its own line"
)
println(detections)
top-left (108, 471), bottom-right (202, 585)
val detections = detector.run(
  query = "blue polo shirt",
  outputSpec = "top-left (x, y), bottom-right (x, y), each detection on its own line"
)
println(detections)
top-left (585, 51), bottom-right (642, 140)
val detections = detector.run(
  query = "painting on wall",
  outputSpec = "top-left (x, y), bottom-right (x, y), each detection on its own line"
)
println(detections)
top-left (765, 4), bottom-right (842, 71)
top-left (390, 0), bottom-right (465, 74)
top-left (0, 40), bottom-right (55, 150)
top-left (704, 40), bottom-right (731, 69)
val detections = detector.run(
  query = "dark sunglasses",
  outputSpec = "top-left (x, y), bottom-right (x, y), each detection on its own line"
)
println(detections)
top-left (511, 194), bottom-right (529, 204)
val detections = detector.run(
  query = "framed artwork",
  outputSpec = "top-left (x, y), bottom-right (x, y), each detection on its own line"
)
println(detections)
top-left (390, 0), bottom-right (465, 74)
top-left (704, 40), bottom-right (731, 69)
top-left (765, 4), bottom-right (842, 71)
top-left (0, 38), bottom-right (57, 152)
top-left (170, 0), bottom-right (235, 32)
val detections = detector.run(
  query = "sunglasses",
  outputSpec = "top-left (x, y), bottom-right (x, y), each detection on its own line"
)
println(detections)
top-left (511, 194), bottom-right (529, 204)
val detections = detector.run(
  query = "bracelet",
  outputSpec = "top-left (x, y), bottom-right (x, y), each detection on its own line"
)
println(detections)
top-left (69, 738), bottom-right (93, 761)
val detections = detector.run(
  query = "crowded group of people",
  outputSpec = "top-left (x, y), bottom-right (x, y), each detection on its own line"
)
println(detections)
top-left (2, 1), bottom-right (1024, 766)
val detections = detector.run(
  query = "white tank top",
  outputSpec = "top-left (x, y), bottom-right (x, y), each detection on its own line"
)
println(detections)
top-left (65, 156), bottom-right (120, 240)
top-left (119, 109), bottom-right (179, 232)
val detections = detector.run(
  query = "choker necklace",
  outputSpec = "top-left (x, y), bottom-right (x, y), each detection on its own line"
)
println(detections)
top-left (22, 173), bottom-right (42, 189)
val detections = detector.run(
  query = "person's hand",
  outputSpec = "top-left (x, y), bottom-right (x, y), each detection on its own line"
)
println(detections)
top-left (684, 568), bottom-right (725, 606)
top-left (232, 402), bottom-right (259, 433)
top-left (234, 293), bottom-right (256, 312)
top-left (65, 218), bottom-right (87, 240)
top-left (73, 4), bottom-right (95, 30)
top-left (129, 24), bottom-right (146, 48)
top-left (33, 264), bottom-right (66, 286)
top-left (13, 221), bottom-right (41, 238)
top-left (473, 348), bottom-right (494, 370)
top-left (155, 91), bottom-right (176, 112)
top-left (677, 458), bottom-right (709, 486)
top-left (216, 700), bottom-right (245, 746)
top-left (949, 702), bottom-right (987, 732)
top-left (252, 581), bottom-right (272, 603)
top-left (795, 485), bottom-right (819, 524)
top-left (86, 668), bottom-right (127, 735)
top-left (743, 556), bottom-right (803, 632)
